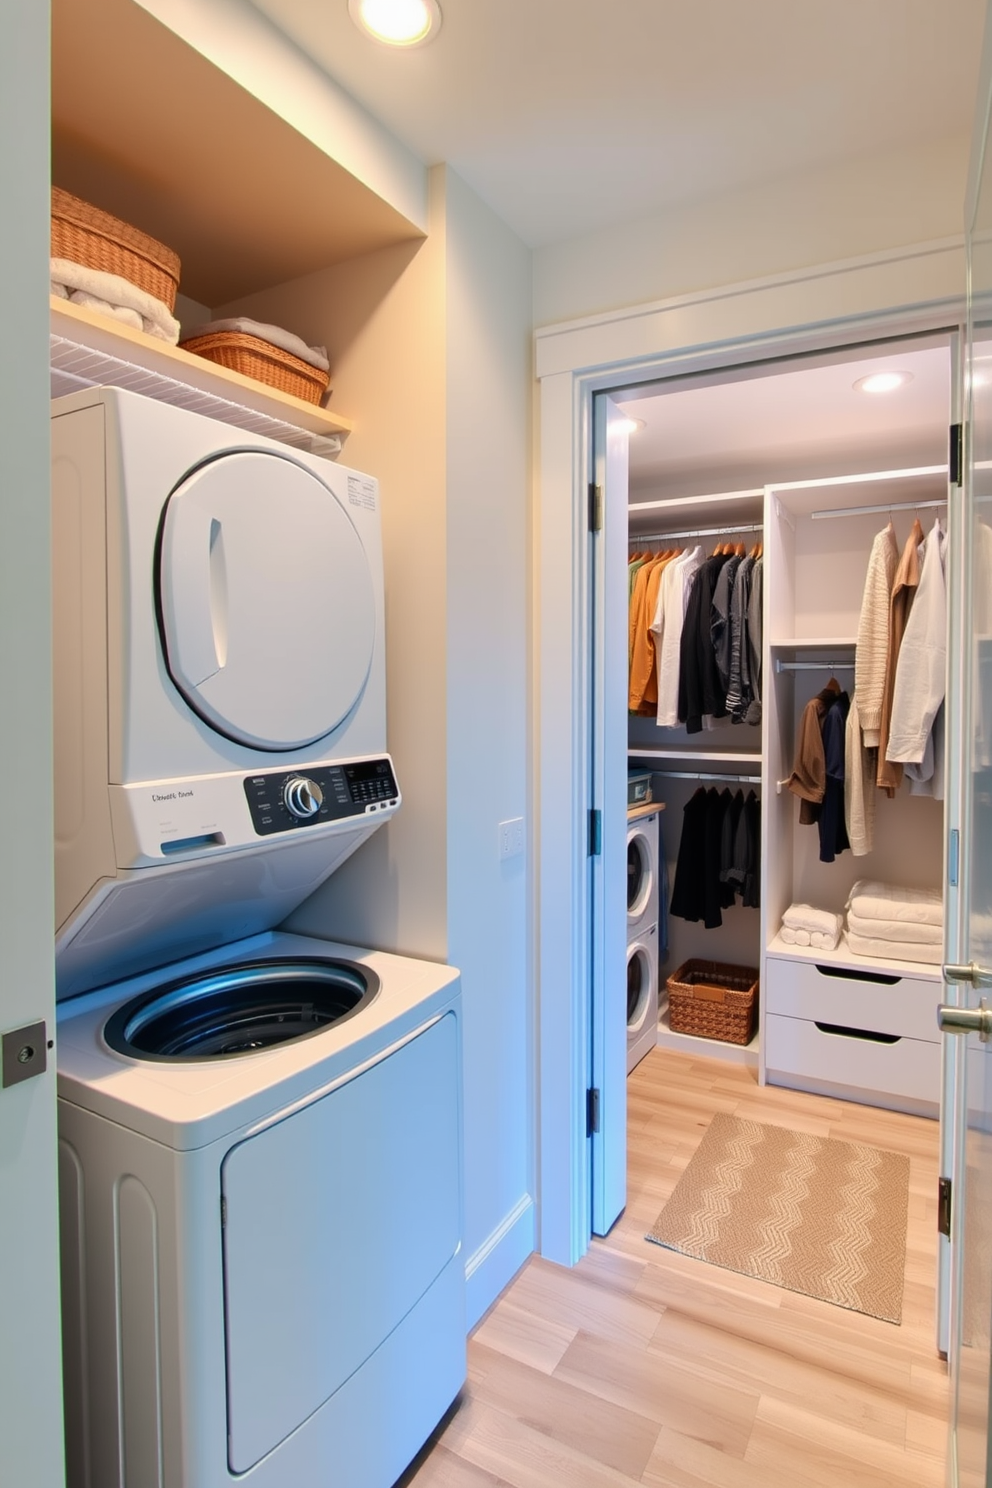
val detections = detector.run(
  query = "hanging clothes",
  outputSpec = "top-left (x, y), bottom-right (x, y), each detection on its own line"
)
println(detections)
top-left (887, 517), bottom-right (947, 792)
top-left (629, 550), bottom-right (677, 711)
top-left (725, 554), bottom-right (754, 723)
top-left (745, 556), bottom-right (763, 725)
top-left (818, 690), bottom-right (850, 863)
top-left (669, 786), bottom-right (760, 927)
top-left (785, 679), bottom-right (841, 824)
top-left (855, 523), bottom-right (899, 748)
top-left (844, 692), bottom-right (876, 856)
top-left (710, 554), bottom-right (743, 694)
top-left (876, 518), bottom-right (924, 795)
top-left (652, 545), bottom-right (705, 728)
top-left (678, 552), bottom-right (733, 733)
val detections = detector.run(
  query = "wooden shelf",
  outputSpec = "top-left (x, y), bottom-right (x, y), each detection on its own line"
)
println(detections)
top-left (51, 0), bottom-right (422, 306)
top-left (51, 298), bottom-right (353, 456)
top-left (766, 933), bottom-right (942, 983)
top-left (627, 801), bottom-right (665, 821)
top-left (628, 748), bottom-right (761, 765)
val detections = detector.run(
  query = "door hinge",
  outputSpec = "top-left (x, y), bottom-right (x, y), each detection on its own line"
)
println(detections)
top-left (588, 808), bottom-right (602, 856)
top-left (948, 828), bottom-right (960, 888)
top-left (586, 1087), bottom-right (601, 1137)
top-left (938, 1176), bottom-right (952, 1239)
top-left (950, 422), bottom-right (963, 486)
top-left (220, 1196), bottom-right (228, 1228)
top-left (588, 482), bottom-right (603, 532)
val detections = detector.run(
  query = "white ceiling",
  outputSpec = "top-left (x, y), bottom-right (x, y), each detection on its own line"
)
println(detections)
top-left (251, 0), bottom-right (987, 247)
top-left (622, 341), bottom-right (953, 500)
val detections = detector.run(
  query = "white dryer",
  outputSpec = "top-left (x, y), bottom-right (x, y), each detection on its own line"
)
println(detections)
top-left (627, 809), bottom-right (660, 940)
top-left (57, 930), bottom-right (465, 1488)
top-left (627, 922), bottom-right (659, 1073)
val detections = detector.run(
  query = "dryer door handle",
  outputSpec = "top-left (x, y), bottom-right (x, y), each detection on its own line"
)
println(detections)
top-left (160, 499), bottom-right (226, 686)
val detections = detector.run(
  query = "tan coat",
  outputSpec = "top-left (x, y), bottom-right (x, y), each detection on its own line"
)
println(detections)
top-left (876, 520), bottom-right (924, 795)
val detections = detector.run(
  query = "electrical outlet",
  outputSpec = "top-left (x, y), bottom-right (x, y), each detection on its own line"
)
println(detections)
top-left (498, 816), bottom-right (524, 860)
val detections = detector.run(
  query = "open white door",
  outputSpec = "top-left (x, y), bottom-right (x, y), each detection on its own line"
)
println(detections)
top-left (943, 11), bottom-right (992, 1479)
top-left (590, 394), bottom-right (630, 1235)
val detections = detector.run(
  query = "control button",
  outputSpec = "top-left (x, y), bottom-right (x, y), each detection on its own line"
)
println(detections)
top-left (284, 777), bottom-right (324, 820)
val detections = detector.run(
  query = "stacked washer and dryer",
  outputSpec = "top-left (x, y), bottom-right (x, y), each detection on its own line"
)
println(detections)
top-left (626, 806), bottom-right (662, 1071)
top-left (52, 388), bottom-right (465, 1488)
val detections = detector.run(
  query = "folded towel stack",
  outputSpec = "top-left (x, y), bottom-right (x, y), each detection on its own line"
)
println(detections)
top-left (51, 256), bottom-right (181, 344)
top-left (845, 880), bottom-right (943, 965)
top-left (780, 903), bottom-right (842, 951)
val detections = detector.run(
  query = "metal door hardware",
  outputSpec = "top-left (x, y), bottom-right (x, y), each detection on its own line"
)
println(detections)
top-left (943, 962), bottom-right (992, 988)
top-left (1, 1021), bottom-right (49, 1088)
top-left (937, 997), bottom-right (992, 1041)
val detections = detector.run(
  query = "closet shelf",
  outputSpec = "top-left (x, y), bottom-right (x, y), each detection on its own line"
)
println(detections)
top-left (655, 1004), bottom-right (760, 1065)
top-left (766, 934), bottom-right (941, 984)
top-left (770, 637), bottom-right (857, 650)
top-left (51, 299), bottom-right (352, 459)
top-left (628, 748), bottom-right (761, 765)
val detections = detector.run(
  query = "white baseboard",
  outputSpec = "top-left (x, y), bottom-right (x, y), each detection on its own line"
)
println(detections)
top-left (464, 1192), bottom-right (535, 1330)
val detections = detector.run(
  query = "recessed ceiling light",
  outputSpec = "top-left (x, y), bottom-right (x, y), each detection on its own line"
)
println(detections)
top-left (619, 417), bottom-right (646, 434)
top-left (348, 0), bottom-right (441, 46)
top-left (853, 371), bottom-right (914, 395)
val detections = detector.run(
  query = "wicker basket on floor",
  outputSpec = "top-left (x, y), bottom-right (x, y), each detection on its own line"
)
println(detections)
top-left (179, 330), bottom-right (331, 406)
top-left (51, 186), bottom-right (181, 311)
top-left (666, 959), bottom-right (759, 1046)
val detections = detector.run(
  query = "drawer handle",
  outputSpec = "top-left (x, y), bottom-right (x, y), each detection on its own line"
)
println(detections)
top-left (814, 1021), bottom-right (900, 1045)
top-left (815, 965), bottom-right (900, 986)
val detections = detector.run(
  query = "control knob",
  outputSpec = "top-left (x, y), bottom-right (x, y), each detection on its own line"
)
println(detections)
top-left (284, 776), bottom-right (324, 819)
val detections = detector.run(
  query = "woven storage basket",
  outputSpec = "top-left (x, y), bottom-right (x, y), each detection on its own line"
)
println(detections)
top-left (51, 186), bottom-right (181, 312)
top-left (179, 331), bottom-right (330, 406)
top-left (666, 958), bottom-right (759, 1045)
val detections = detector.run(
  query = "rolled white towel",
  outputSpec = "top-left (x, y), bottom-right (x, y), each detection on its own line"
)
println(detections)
top-left (846, 879), bottom-right (942, 927)
top-left (847, 910), bottom-right (942, 946)
top-left (183, 316), bottom-right (329, 372)
top-left (51, 256), bottom-right (180, 343)
top-left (845, 930), bottom-right (943, 965)
top-left (782, 903), bottom-right (843, 938)
top-left (780, 926), bottom-right (811, 946)
top-left (809, 929), bottom-right (840, 951)
top-left (68, 290), bottom-right (144, 333)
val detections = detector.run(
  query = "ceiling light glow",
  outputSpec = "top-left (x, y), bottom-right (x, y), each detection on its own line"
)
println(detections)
top-left (348, 0), bottom-right (441, 46)
top-left (619, 417), bottom-right (646, 435)
top-left (853, 371), bottom-right (914, 395)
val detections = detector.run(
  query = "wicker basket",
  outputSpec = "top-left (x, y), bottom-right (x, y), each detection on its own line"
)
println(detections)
top-left (666, 958), bottom-right (759, 1046)
top-left (179, 331), bottom-right (331, 406)
top-left (51, 186), bottom-right (181, 312)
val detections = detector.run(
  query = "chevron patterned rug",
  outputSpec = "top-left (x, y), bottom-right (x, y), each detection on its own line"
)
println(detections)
top-left (645, 1113), bottom-right (910, 1323)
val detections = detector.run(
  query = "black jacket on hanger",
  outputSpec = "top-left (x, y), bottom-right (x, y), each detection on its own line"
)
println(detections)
top-left (678, 553), bottom-right (732, 734)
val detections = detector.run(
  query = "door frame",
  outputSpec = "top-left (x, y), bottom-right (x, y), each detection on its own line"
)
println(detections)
top-left (535, 240), bottom-right (966, 1264)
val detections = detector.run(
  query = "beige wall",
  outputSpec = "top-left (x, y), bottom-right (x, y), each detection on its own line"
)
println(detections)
top-left (534, 132), bottom-right (969, 327)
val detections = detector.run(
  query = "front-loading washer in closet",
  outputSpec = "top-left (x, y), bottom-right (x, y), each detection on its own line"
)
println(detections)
top-left (50, 389), bottom-right (466, 1486)
top-left (57, 930), bottom-right (466, 1488)
top-left (627, 809), bottom-right (660, 939)
top-left (627, 922), bottom-right (659, 1073)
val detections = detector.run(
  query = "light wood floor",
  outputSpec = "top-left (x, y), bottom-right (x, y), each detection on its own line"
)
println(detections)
top-left (401, 1046), bottom-right (948, 1487)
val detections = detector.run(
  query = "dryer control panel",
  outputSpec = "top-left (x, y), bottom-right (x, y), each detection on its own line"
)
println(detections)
top-left (243, 757), bottom-right (400, 837)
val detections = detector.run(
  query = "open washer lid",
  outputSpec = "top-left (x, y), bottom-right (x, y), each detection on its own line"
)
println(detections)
top-left (157, 451), bottom-right (376, 750)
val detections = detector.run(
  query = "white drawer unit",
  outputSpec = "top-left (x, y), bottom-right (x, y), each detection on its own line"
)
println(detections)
top-left (763, 954), bottom-right (941, 1116)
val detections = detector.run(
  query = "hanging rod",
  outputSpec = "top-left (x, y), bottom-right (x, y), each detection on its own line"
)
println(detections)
top-left (651, 769), bottom-right (762, 784)
top-left (775, 659), bottom-right (855, 673)
top-left (810, 497), bottom-right (947, 521)
top-left (629, 521), bottom-right (763, 544)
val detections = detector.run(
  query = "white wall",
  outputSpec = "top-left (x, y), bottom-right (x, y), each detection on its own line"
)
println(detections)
top-left (534, 132), bottom-right (969, 327)
top-left (0, 3), bottom-right (66, 1483)
top-left (441, 167), bottom-right (535, 1321)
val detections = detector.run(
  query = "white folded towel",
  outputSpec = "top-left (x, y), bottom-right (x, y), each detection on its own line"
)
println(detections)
top-left (183, 316), bottom-right (329, 372)
top-left (845, 931), bottom-right (943, 965)
top-left (846, 880), bottom-right (942, 927)
top-left (782, 903), bottom-right (843, 938)
top-left (781, 924), bottom-right (840, 951)
top-left (847, 910), bottom-right (942, 946)
top-left (51, 257), bottom-right (180, 344)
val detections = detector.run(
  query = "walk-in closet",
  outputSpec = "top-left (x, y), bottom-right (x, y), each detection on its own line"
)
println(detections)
top-left (623, 335), bottom-right (952, 1114)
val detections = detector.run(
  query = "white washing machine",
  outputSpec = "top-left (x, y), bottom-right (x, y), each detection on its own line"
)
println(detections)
top-left (627, 810), bottom-right (660, 940)
top-left (51, 389), bottom-right (466, 1486)
top-left (51, 386), bottom-right (400, 998)
top-left (57, 930), bottom-right (465, 1488)
top-left (627, 922), bottom-right (659, 1073)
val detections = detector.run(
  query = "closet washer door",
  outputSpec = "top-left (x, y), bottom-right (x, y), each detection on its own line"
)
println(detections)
top-left (158, 451), bottom-right (376, 750)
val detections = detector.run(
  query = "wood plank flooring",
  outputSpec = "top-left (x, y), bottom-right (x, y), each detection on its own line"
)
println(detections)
top-left (401, 1047), bottom-right (948, 1487)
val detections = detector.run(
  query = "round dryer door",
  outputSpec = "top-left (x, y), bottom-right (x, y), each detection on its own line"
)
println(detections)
top-left (158, 451), bottom-right (376, 750)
